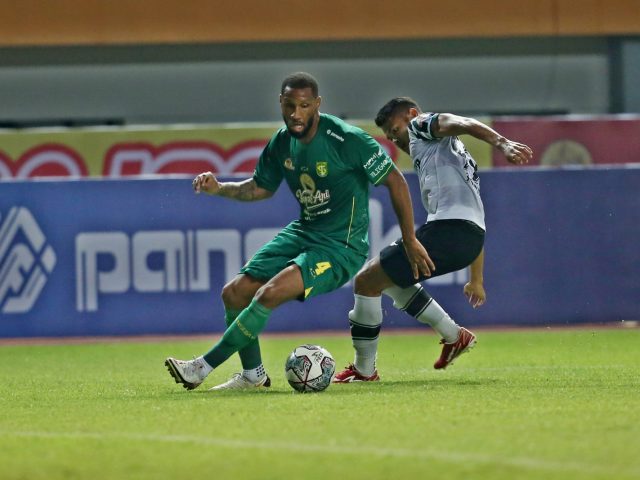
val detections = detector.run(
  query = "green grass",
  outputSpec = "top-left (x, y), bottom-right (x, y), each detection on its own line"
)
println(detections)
top-left (1, 328), bottom-right (639, 480)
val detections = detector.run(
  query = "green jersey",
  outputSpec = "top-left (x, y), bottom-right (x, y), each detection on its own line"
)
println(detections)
top-left (253, 113), bottom-right (394, 257)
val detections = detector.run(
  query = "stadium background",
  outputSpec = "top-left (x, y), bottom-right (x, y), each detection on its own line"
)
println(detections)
top-left (1, 0), bottom-right (639, 337)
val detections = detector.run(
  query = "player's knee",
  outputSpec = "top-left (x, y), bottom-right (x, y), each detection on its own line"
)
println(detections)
top-left (221, 279), bottom-right (250, 308)
top-left (254, 283), bottom-right (281, 309)
top-left (354, 261), bottom-right (379, 295)
top-left (221, 281), bottom-right (237, 306)
top-left (353, 271), bottom-right (367, 294)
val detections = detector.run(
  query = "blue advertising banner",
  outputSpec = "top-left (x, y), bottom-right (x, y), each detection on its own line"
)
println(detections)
top-left (0, 168), bottom-right (638, 338)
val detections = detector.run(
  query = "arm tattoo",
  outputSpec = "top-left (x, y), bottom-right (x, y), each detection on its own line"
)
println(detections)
top-left (218, 179), bottom-right (264, 201)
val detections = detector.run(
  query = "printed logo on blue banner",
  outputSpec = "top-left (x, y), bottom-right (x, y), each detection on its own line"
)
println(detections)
top-left (0, 207), bottom-right (57, 314)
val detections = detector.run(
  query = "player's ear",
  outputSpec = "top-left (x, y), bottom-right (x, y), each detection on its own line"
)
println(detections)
top-left (408, 107), bottom-right (419, 119)
top-left (315, 95), bottom-right (322, 109)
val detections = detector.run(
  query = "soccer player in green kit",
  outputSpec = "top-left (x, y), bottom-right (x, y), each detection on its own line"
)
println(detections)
top-left (165, 72), bottom-right (433, 391)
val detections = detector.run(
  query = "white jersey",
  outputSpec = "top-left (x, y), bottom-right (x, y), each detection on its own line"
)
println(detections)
top-left (408, 113), bottom-right (485, 231)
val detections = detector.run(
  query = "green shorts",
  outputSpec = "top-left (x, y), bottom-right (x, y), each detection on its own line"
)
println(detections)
top-left (240, 224), bottom-right (366, 301)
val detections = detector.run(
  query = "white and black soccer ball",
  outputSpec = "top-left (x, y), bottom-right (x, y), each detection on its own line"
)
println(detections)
top-left (284, 344), bottom-right (336, 393)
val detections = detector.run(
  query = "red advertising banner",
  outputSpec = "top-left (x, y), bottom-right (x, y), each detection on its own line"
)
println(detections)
top-left (492, 116), bottom-right (640, 167)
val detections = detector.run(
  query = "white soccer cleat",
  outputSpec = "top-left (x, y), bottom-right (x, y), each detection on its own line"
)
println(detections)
top-left (165, 357), bottom-right (210, 390)
top-left (208, 373), bottom-right (271, 391)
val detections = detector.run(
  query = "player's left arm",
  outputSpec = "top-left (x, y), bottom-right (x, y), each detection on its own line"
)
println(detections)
top-left (463, 248), bottom-right (486, 308)
top-left (383, 167), bottom-right (435, 279)
top-left (432, 114), bottom-right (533, 165)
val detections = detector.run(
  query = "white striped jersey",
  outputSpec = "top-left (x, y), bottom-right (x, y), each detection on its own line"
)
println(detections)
top-left (408, 113), bottom-right (485, 230)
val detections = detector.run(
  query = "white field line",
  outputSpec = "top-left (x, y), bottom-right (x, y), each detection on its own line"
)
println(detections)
top-left (0, 430), bottom-right (636, 477)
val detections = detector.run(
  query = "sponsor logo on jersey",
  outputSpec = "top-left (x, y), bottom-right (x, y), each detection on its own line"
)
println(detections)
top-left (284, 158), bottom-right (295, 170)
top-left (0, 207), bottom-right (57, 314)
top-left (299, 173), bottom-right (315, 192)
top-left (364, 148), bottom-right (385, 168)
top-left (295, 174), bottom-right (331, 219)
top-left (316, 161), bottom-right (328, 177)
top-left (326, 129), bottom-right (345, 142)
top-left (370, 157), bottom-right (392, 177)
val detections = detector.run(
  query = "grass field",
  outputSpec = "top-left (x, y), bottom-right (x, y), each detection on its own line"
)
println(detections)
top-left (1, 327), bottom-right (639, 480)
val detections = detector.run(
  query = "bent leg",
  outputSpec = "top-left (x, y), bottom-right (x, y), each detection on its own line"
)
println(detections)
top-left (254, 264), bottom-right (305, 310)
top-left (383, 284), bottom-right (460, 342)
top-left (343, 257), bottom-right (392, 377)
top-left (353, 257), bottom-right (395, 297)
top-left (221, 274), bottom-right (265, 370)
top-left (377, 222), bottom-right (473, 342)
top-left (221, 274), bottom-right (264, 310)
top-left (203, 266), bottom-right (304, 370)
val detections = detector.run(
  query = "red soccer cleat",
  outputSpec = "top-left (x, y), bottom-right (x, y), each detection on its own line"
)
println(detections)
top-left (333, 364), bottom-right (380, 383)
top-left (433, 327), bottom-right (477, 369)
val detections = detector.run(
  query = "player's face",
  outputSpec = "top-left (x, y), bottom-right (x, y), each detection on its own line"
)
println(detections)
top-left (280, 87), bottom-right (322, 141)
top-left (383, 111), bottom-right (412, 155)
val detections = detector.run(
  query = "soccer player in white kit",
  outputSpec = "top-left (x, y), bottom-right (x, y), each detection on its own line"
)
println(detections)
top-left (334, 97), bottom-right (532, 382)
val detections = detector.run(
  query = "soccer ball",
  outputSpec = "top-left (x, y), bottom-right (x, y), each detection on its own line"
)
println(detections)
top-left (284, 344), bottom-right (336, 393)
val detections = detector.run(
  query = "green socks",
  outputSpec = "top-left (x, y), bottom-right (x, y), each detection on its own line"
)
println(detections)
top-left (203, 299), bottom-right (272, 369)
top-left (224, 307), bottom-right (263, 370)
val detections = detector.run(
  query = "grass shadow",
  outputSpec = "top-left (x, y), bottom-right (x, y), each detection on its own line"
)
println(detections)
top-left (151, 376), bottom-right (505, 399)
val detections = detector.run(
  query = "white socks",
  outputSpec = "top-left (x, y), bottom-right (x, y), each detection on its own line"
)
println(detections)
top-left (243, 364), bottom-right (266, 384)
top-left (383, 284), bottom-right (460, 343)
top-left (194, 356), bottom-right (265, 384)
top-left (349, 294), bottom-right (383, 377)
top-left (195, 356), bottom-right (214, 376)
top-left (347, 286), bottom-right (460, 375)
top-left (417, 299), bottom-right (460, 343)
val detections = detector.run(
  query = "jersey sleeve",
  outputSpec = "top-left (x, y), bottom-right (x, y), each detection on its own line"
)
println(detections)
top-left (409, 113), bottom-right (441, 141)
top-left (252, 131), bottom-right (285, 192)
top-left (347, 130), bottom-right (395, 186)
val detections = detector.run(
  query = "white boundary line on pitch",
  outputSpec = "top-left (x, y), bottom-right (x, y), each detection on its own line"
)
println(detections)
top-left (0, 430), bottom-right (636, 477)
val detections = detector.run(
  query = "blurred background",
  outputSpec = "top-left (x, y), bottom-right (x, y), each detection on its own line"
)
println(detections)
top-left (0, 0), bottom-right (638, 337)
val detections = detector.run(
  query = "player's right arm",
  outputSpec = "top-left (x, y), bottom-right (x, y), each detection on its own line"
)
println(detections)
top-left (193, 129), bottom-right (284, 201)
top-left (193, 173), bottom-right (274, 201)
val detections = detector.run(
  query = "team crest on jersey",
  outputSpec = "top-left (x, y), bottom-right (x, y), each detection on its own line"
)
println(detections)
top-left (284, 158), bottom-right (295, 170)
top-left (316, 161), bottom-right (328, 177)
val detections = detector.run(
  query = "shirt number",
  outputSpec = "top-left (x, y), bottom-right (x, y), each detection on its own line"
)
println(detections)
top-left (314, 262), bottom-right (332, 276)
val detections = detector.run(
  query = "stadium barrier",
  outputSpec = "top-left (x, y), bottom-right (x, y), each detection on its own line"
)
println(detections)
top-left (1, 116), bottom-right (638, 183)
top-left (0, 167), bottom-right (638, 338)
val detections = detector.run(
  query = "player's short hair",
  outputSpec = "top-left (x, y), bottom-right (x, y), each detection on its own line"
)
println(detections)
top-left (375, 97), bottom-right (422, 127)
top-left (281, 72), bottom-right (319, 97)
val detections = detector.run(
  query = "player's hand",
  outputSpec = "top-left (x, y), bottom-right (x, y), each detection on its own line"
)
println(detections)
top-left (403, 237), bottom-right (436, 279)
top-left (192, 172), bottom-right (220, 195)
top-left (463, 281), bottom-right (486, 308)
top-left (499, 140), bottom-right (533, 165)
